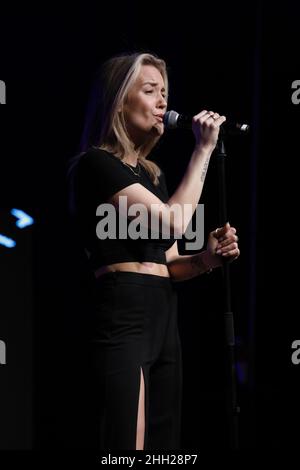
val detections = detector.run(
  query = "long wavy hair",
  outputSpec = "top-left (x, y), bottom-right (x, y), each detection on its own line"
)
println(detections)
top-left (79, 52), bottom-right (169, 186)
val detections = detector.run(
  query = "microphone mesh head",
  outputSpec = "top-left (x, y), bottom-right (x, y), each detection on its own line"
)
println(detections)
top-left (163, 110), bottom-right (179, 129)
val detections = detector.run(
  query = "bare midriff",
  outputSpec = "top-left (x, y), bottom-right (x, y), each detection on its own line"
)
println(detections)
top-left (94, 261), bottom-right (170, 279)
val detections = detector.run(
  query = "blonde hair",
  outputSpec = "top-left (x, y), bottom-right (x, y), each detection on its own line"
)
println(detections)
top-left (80, 52), bottom-right (168, 185)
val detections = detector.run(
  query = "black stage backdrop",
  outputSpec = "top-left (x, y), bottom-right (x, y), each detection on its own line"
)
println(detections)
top-left (0, 1), bottom-right (299, 455)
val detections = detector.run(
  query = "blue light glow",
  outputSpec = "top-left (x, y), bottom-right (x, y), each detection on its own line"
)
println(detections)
top-left (11, 209), bottom-right (34, 228)
top-left (0, 234), bottom-right (16, 248)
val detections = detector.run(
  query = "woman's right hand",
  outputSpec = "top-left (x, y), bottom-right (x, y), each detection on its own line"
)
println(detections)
top-left (192, 110), bottom-right (226, 153)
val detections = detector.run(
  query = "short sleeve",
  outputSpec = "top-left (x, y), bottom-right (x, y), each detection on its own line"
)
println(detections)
top-left (78, 148), bottom-right (140, 202)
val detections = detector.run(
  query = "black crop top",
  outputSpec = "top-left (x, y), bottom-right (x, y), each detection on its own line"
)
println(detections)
top-left (74, 147), bottom-right (176, 270)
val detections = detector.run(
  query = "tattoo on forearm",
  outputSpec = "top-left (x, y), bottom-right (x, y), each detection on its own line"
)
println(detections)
top-left (200, 158), bottom-right (210, 182)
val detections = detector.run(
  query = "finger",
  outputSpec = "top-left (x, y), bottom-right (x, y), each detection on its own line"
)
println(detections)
top-left (222, 247), bottom-right (240, 258)
top-left (216, 242), bottom-right (238, 255)
top-left (213, 223), bottom-right (228, 238)
top-left (217, 235), bottom-right (239, 248)
top-left (200, 111), bottom-right (216, 124)
top-left (218, 227), bottom-right (238, 242)
top-left (198, 112), bottom-right (226, 128)
top-left (213, 227), bottom-right (224, 238)
top-left (213, 115), bottom-right (226, 126)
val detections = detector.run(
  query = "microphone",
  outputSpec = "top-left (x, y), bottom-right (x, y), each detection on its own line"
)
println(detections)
top-left (163, 110), bottom-right (249, 135)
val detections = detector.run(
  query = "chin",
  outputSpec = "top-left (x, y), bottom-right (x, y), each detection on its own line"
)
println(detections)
top-left (152, 123), bottom-right (164, 136)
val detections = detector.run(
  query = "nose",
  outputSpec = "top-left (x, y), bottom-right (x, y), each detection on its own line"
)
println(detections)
top-left (157, 95), bottom-right (167, 110)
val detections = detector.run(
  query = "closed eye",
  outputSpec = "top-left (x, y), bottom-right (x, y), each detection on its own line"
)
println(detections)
top-left (145, 89), bottom-right (166, 100)
top-left (143, 82), bottom-right (166, 98)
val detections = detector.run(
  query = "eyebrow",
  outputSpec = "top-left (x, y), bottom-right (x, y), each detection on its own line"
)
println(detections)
top-left (143, 81), bottom-right (166, 92)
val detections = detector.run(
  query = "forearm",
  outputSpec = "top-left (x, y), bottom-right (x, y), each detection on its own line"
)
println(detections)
top-left (168, 250), bottom-right (221, 282)
top-left (167, 147), bottom-right (213, 234)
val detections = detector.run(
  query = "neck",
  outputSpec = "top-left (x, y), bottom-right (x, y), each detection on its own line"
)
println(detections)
top-left (123, 156), bottom-right (139, 167)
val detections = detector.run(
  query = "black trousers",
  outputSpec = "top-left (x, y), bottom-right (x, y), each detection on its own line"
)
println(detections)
top-left (88, 271), bottom-right (182, 450)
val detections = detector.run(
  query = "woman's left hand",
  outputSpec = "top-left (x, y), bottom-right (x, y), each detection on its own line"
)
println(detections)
top-left (206, 222), bottom-right (240, 266)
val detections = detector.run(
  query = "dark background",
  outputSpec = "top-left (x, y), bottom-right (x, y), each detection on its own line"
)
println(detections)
top-left (0, 1), bottom-right (299, 453)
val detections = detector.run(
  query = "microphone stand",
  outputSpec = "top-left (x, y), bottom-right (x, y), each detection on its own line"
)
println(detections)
top-left (215, 135), bottom-right (240, 450)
